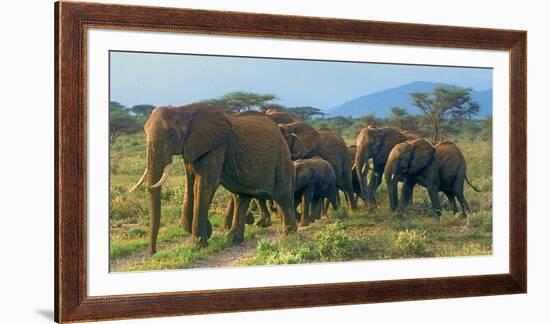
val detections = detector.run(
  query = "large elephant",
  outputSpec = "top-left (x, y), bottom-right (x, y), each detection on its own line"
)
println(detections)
top-left (384, 138), bottom-right (479, 217)
top-left (354, 126), bottom-right (420, 205)
top-left (129, 104), bottom-right (297, 254)
top-left (293, 157), bottom-right (340, 226)
top-left (279, 123), bottom-right (357, 211)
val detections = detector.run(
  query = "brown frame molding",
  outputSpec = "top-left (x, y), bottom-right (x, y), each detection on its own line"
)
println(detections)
top-left (55, 1), bottom-right (527, 322)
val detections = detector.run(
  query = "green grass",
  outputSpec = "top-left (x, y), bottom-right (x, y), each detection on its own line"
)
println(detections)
top-left (110, 134), bottom-right (493, 271)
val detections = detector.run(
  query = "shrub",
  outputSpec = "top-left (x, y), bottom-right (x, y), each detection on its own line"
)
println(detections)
top-left (110, 195), bottom-right (146, 222)
top-left (395, 229), bottom-right (428, 257)
top-left (315, 223), bottom-right (361, 260)
top-left (329, 207), bottom-right (348, 220)
top-left (439, 212), bottom-right (464, 226)
top-left (126, 226), bottom-right (147, 239)
top-left (468, 211), bottom-right (493, 232)
top-left (255, 239), bottom-right (299, 264)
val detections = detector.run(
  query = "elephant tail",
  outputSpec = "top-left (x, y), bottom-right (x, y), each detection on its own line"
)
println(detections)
top-left (465, 174), bottom-right (480, 192)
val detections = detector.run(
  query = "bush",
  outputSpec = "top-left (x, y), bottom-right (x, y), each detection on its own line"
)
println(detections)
top-left (126, 226), bottom-right (147, 239)
top-left (253, 223), bottom-right (367, 265)
top-left (329, 207), bottom-right (348, 220)
top-left (315, 223), bottom-right (361, 260)
top-left (439, 212), bottom-right (464, 226)
top-left (468, 211), bottom-right (493, 232)
top-left (111, 195), bottom-right (146, 222)
top-left (395, 229), bottom-right (428, 257)
top-left (255, 239), bottom-right (300, 264)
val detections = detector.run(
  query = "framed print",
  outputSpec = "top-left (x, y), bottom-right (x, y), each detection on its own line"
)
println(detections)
top-left (55, 1), bottom-right (527, 323)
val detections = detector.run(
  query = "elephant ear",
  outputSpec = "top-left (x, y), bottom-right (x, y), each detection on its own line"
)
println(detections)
top-left (183, 106), bottom-right (232, 163)
top-left (290, 122), bottom-right (320, 157)
top-left (409, 139), bottom-right (435, 175)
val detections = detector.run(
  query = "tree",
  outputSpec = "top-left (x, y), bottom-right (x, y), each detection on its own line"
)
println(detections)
top-left (130, 104), bottom-right (155, 118)
top-left (286, 106), bottom-right (326, 120)
top-left (411, 86), bottom-right (480, 143)
top-left (322, 116), bottom-right (355, 136)
top-left (358, 113), bottom-right (380, 128)
top-left (463, 120), bottom-right (482, 142)
top-left (203, 92), bottom-right (279, 112)
top-left (109, 101), bottom-right (142, 144)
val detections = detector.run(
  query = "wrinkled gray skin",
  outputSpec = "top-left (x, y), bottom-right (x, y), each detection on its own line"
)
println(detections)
top-left (130, 104), bottom-right (297, 254)
top-left (354, 126), bottom-right (420, 205)
top-left (384, 138), bottom-right (479, 217)
top-left (293, 157), bottom-right (340, 226)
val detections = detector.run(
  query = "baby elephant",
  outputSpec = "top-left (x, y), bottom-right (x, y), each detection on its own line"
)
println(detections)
top-left (384, 138), bottom-right (479, 217)
top-left (294, 157), bottom-right (340, 226)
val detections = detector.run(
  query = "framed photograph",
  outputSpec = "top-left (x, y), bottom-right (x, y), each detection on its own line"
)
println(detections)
top-left (55, 1), bottom-right (526, 322)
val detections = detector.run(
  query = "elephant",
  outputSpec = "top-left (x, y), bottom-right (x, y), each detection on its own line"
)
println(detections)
top-left (293, 157), bottom-right (340, 226)
top-left (348, 145), bottom-right (367, 203)
top-left (384, 138), bottom-right (480, 217)
top-left (279, 123), bottom-right (357, 211)
top-left (264, 109), bottom-right (302, 124)
top-left (129, 104), bottom-right (297, 254)
top-left (354, 126), bottom-right (420, 205)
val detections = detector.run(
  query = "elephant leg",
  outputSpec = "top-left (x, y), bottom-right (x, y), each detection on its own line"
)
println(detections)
top-left (300, 187), bottom-right (313, 226)
top-left (181, 163), bottom-right (195, 234)
top-left (321, 198), bottom-right (330, 216)
top-left (368, 165), bottom-right (384, 205)
top-left (401, 178), bottom-right (416, 211)
top-left (222, 195), bottom-right (235, 230)
top-left (328, 186), bottom-right (340, 211)
top-left (191, 175), bottom-right (217, 247)
top-left (311, 197), bottom-right (323, 222)
top-left (276, 194), bottom-right (298, 235)
top-left (455, 191), bottom-right (471, 218)
top-left (444, 191), bottom-right (459, 214)
top-left (366, 171), bottom-right (378, 204)
top-left (454, 176), bottom-right (470, 218)
top-left (228, 194), bottom-right (252, 243)
top-left (256, 199), bottom-right (272, 227)
top-left (191, 149), bottom-right (223, 246)
top-left (347, 189), bottom-right (357, 210)
top-left (426, 186), bottom-right (442, 217)
top-left (294, 192), bottom-right (302, 221)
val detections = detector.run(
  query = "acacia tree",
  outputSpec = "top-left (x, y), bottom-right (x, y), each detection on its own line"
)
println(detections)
top-left (388, 106), bottom-right (420, 132)
top-left (109, 101), bottom-right (142, 144)
top-left (204, 91), bottom-right (279, 112)
top-left (130, 104), bottom-right (155, 119)
top-left (411, 86), bottom-right (480, 143)
top-left (286, 106), bottom-right (326, 120)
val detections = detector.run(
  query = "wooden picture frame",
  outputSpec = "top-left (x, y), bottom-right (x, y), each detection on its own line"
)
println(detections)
top-left (55, 1), bottom-right (527, 322)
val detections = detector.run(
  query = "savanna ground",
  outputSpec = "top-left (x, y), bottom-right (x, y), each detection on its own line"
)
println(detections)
top-left (109, 133), bottom-right (492, 272)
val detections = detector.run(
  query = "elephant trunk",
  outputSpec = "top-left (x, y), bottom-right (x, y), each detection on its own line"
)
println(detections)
top-left (384, 160), bottom-right (399, 211)
top-left (355, 147), bottom-right (369, 202)
top-left (146, 141), bottom-right (167, 255)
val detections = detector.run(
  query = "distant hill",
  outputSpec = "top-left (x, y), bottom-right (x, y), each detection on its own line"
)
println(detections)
top-left (326, 81), bottom-right (492, 118)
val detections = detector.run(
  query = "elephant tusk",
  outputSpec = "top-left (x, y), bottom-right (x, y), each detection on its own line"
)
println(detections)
top-left (150, 164), bottom-right (172, 189)
top-left (129, 168), bottom-right (148, 192)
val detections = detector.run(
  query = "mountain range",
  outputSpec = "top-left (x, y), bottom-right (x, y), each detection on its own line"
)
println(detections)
top-left (325, 81), bottom-right (492, 118)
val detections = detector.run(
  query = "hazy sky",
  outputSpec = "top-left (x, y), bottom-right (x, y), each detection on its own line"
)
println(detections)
top-left (110, 51), bottom-right (492, 109)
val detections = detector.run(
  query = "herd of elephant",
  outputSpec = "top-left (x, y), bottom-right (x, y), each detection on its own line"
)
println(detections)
top-left (129, 103), bottom-right (479, 255)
